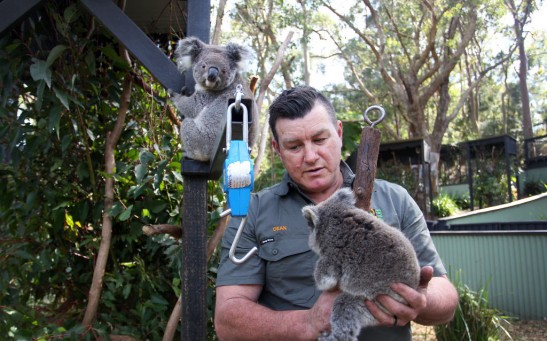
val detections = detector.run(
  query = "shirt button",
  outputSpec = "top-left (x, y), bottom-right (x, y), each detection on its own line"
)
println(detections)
top-left (272, 249), bottom-right (278, 255)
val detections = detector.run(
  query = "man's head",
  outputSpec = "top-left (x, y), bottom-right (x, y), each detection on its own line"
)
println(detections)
top-left (268, 86), bottom-right (337, 142)
top-left (270, 86), bottom-right (343, 203)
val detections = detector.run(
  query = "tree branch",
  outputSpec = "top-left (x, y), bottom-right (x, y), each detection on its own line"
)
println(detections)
top-left (253, 31), bottom-right (294, 177)
top-left (142, 224), bottom-right (182, 239)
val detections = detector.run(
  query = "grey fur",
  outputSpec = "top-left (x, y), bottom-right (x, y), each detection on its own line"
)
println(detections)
top-left (170, 37), bottom-right (258, 161)
top-left (302, 187), bottom-right (420, 341)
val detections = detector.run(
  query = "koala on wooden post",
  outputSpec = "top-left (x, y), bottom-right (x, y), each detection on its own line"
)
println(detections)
top-left (302, 187), bottom-right (421, 341)
top-left (170, 36), bottom-right (258, 162)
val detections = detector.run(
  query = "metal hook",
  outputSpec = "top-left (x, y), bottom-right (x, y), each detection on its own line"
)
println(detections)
top-left (363, 105), bottom-right (386, 128)
top-left (229, 216), bottom-right (258, 264)
top-left (234, 84), bottom-right (244, 111)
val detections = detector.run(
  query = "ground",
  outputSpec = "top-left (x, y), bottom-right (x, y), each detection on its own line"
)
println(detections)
top-left (411, 320), bottom-right (547, 340)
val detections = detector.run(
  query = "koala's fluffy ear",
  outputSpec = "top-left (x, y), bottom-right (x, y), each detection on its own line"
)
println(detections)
top-left (335, 187), bottom-right (356, 207)
top-left (226, 43), bottom-right (254, 70)
top-left (175, 36), bottom-right (204, 71)
top-left (301, 205), bottom-right (319, 229)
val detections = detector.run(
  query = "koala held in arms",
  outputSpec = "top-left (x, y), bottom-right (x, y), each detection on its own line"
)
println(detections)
top-left (170, 36), bottom-right (258, 161)
top-left (301, 187), bottom-right (420, 341)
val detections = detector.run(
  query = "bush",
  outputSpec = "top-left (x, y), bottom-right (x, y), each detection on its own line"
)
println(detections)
top-left (523, 180), bottom-right (547, 197)
top-left (432, 194), bottom-right (459, 217)
top-left (452, 194), bottom-right (471, 210)
top-left (435, 272), bottom-right (512, 341)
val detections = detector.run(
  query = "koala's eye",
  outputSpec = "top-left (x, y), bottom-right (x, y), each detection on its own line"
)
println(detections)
top-left (221, 68), bottom-right (226, 74)
top-left (201, 64), bottom-right (206, 69)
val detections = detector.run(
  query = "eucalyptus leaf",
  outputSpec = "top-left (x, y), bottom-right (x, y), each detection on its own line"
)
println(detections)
top-left (118, 205), bottom-right (133, 221)
top-left (46, 44), bottom-right (67, 67)
top-left (48, 106), bottom-right (62, 139)
top-left (139, 151), bottom-right (155, 165)
top-left (30, 59), bottom-right (52, 88)
top-left (53, 87), bottom-right (70, 110)
top-left (61, 134), bottom-right (72, 153)
top-left (135, 164), bottom-right (147, 183)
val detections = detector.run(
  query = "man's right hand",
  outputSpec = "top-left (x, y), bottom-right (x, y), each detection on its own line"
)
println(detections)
top-left (307, 289), bottom-right (339, 337)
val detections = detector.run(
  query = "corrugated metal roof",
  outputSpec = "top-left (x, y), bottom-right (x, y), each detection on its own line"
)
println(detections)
top-left (124, 0), bottom-right (187, 35)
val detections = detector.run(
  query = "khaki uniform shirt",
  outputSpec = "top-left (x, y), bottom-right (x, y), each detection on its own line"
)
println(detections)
top-left (216, 161), bottom-right (446, 340)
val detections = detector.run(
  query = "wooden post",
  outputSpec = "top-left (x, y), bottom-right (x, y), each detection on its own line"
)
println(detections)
top-left (353, 106), bottom-right (385, 211)
top-left (353, 126), bottom-right (382, 211)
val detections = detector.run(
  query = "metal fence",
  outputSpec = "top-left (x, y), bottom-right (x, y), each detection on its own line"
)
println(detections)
top-left (431, 230), bottom-right (547, 320)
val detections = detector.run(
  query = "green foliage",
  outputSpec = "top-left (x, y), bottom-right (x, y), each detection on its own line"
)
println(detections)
top-left (432, 194), bottom-right (460, 217)
top-left (376, 159), bottom-right (420, 197)
top-left (452, 194), bottom-right (472, 210)
top-left (523, 180), bottom-right (547, 197)
top-left (435, 272), bottom-right (512, 341)
top-left (0, 2), bottom-right (226, 339)
top-left (474, 171), bottom-right (510, 208)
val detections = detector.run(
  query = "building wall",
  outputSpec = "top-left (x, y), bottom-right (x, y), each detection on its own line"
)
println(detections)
top-left (431, 231), bottom-right (547, 320)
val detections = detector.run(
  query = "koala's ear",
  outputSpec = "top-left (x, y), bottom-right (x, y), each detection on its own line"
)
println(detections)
top-left (226, 43), bottom-right (254, 70)
top-left (302, 206), bottom-right (319, 228)
top-left (175, 36), bottom-right (204, 71)
top-left (335, 187), bottom-right (356, 207)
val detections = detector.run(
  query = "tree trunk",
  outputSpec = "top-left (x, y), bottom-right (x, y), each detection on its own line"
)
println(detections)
top-left (211, 0), bottom-right (228, 45)
top-left (516, 22), bottom-right (533, 139)
top-left (506, 0), bottom-right (534, 139)
top-left (82, 74), bottom-right (132, 326)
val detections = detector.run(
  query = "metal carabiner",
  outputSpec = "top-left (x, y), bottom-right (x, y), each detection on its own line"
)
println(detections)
top-left (363, 105), bottom-right (386, 128)
top-left (228, 216), bottom-right (258, 264)
top-left (225, 102), bottom-right (249, 153)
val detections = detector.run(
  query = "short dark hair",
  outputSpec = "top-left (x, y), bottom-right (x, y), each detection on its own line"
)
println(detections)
top-left (268, 85), bottom-right (337, 142)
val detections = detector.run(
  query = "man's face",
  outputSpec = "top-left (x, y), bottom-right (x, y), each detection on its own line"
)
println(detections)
top-left (272, 103), bottom-right (343, 201)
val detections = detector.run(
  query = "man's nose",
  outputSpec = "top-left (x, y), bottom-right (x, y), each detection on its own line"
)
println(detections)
top-left (303, 145), bottom-right (319, 163)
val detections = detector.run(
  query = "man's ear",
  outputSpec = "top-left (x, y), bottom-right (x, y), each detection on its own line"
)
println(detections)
top-left (336, 120), bottom-right (343, 138)
top-left (272, 138), bottom-right (281, 156)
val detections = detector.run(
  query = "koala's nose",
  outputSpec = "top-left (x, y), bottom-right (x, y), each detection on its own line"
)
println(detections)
top-left (207, 67), bottom-right (219, 81)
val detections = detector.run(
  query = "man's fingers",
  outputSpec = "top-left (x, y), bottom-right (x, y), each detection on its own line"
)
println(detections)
top-left (419, 266), bottom-right (434, 288)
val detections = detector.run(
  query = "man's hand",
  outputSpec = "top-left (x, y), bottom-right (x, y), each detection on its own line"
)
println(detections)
top-left (306, 289), bottom-right (339, 337)
top-left (365, 266), bottom-right (434, 327)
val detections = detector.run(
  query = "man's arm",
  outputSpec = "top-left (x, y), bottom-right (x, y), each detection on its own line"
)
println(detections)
top-left (215, 284), bottom-right (337, 340)
top-left (366, 266), bottom-right (458, 327)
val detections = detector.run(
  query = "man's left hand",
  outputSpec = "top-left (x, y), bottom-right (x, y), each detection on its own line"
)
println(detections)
top-left (365, 266), bottom-right (434, 327)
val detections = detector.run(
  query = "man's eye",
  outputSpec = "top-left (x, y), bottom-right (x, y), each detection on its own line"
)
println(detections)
top-left (287, 145), bottom-right (301, 151)
top-left (314, 138), bottom-right (327, 144)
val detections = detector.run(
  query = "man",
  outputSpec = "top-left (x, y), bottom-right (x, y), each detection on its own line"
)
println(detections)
top-left (215, 86), bottom-right (458, 340)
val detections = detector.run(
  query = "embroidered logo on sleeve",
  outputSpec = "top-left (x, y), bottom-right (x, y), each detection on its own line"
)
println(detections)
top-left (272, 225), bottom-right (287, 232)
top-left (369, 208), bottom-right (384, 220)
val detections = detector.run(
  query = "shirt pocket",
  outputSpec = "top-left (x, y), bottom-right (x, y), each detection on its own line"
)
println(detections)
top-left (259, 236), bottom-right (318, 307)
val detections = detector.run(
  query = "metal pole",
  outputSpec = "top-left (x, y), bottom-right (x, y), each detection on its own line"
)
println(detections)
top-left (466, 143), bottom-right (474, 211)
top-left (181, 1), bottom-right (211, 339)
top-left (181, 175), bottom-right (208, 341)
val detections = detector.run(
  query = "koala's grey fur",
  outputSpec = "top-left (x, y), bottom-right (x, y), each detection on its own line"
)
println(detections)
top-left (170, 37), bottom-right (258, 161)
top-left (301, 187), bottom-right (420, 341)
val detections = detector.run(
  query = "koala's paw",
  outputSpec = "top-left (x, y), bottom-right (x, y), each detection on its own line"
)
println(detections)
top-left (168, 86), bottom-right (188, 96)
top-left (315, 273), bottom-right (338, 291)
